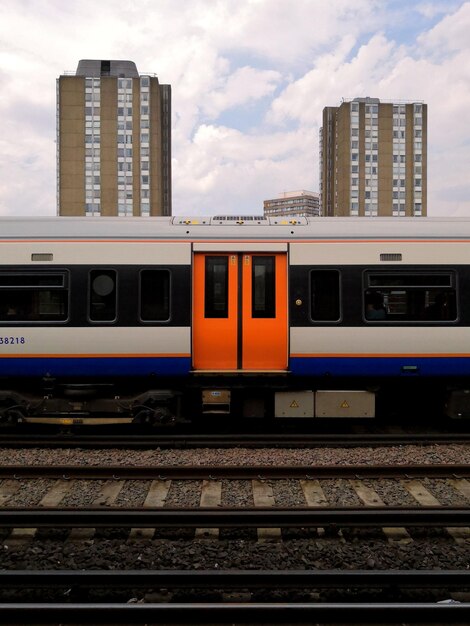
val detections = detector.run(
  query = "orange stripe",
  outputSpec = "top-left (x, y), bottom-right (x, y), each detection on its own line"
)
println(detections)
top-left (2, 238), bottom-right (470, 244)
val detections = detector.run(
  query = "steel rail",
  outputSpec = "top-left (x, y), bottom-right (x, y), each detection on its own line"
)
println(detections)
top-left (1, 506), bottom-right (470, 527)
top-left (2, 431), bottom-right (470, 448)
top-left (0, 463), bottom-right (469, 480)
top-left (0, 601), bottom-right (469, 623)
top-left (1, 569), bottom-right (470, 589)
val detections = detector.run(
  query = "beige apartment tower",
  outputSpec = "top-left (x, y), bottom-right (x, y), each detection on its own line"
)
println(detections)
top-left (320, 98), bottom-right (427, 217)
top-left (57, 60), bottom-right (171, 216)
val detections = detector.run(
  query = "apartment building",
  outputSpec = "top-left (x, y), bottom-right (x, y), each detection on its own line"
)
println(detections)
top-left (320, 97), bottom-right (427, 217)
top-left (57, 59), bottom-right (171, 216)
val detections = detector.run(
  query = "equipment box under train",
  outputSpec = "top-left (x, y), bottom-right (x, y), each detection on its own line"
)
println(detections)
top-left (275, 391), bottom-right (314, 418)
top-left (315, 390), bottom-right (375, 418)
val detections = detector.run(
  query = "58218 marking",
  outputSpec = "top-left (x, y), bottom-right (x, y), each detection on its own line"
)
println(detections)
top-left (0, 337), bottom-right (26, 345)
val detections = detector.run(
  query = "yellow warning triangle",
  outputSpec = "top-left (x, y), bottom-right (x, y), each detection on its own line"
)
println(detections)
top-left (341, 401), bottom-right (350, 408)
top-left (290, 400), bottom-right (299, 408)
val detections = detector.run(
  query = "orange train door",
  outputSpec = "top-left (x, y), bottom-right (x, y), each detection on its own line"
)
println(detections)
top-left (192, 253), bottom-right (288, 370)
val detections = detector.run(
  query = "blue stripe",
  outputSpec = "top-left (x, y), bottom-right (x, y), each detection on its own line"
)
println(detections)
top-left (290, 356), bottom-right (470, 377)
top-left (0, 357), bottom-right (191, 377)
top-left (2, 356), bottom-right (470, 378)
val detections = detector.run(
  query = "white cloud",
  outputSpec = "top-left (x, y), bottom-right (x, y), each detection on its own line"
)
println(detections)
top-left (173, 124), bottom-right (314, 214)
top-left (202, 66), bottom-right (282, 119)
top-left (266, 34), bottom-right (401, 127)
top-left (417, 1), bottom-right (470, 53)
top-left (416, 1), bottom-right (459, 18)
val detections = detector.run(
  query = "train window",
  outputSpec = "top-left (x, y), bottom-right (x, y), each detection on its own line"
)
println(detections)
top-left (364, 272), bottom-right (457, 322)
top-left (310, 270), bottom-right (341, 322)
top-left (140, 270), bottom-right (170, 321)
top-left (205, 257), bottom-right (228, 318)
top-left (89, 270), bottom-right (117, 322)
top-left (0, 272), bottom-right (68, 322)
top-left (252, 256), bottom-right (275, 318)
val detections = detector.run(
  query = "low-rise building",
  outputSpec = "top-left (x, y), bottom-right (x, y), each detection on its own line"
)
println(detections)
top-left (263, 190), bottom-right (321, 218)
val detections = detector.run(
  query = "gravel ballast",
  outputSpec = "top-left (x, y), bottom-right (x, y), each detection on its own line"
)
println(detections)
top-left (0, 443), bottom-right (469, 467)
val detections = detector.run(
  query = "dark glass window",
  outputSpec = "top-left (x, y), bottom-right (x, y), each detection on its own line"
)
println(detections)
top-left (0, 272), bottom-right (68, 321)
top-left (140, 270), bottom-right (170, 321)
top-left (310, 270), bottom-right (341, 321)
top-left (368, 273), bottom-right (452, 288)
top-left (205, 257), bottom-right (228, 318)
top-left (252, 256), bottom-right (275, 318)
top-left (89, 270), bottom-right (117, 322)
top-left (365, 272), bottom-right (457, 322)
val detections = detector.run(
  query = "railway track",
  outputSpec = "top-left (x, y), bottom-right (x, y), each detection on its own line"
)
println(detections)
top-left (2, 459), bottom-right (470, 622)
top-left (1, 569), bottom-right (470, 624)
top-left (1, 463), bottom-right (470, 535)
top-left (2, 429), bottom-right (470, 448)
top-left (0, 462), bottom-right (469, 479)
top-left (1, 599), bottom-right (470, 624)
top-left (1, 504), bottom-right (470, 528)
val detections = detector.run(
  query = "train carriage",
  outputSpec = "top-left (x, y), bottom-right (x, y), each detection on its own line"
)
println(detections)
top-left (0, 215), bottom-right (469, 425)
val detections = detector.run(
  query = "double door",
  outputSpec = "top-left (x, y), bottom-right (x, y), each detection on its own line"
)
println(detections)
top-left (193, 253), bottom-right (288, 370)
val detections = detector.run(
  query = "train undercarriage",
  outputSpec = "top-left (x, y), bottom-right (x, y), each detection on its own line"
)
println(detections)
top-left (0, 374), bottom-right (469, 427)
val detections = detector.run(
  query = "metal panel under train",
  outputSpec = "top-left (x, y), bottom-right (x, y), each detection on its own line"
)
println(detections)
top-left (315, 391), bottom-right (375, 418)
top-left (275, 391), bottom-right (314, 418)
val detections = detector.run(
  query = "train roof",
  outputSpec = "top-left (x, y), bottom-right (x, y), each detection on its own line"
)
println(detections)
top-left (1, 216), bottom-right (470, 240)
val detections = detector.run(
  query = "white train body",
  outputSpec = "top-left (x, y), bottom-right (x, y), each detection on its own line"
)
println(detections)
top-left (0, 216), bottom-right (469, 423)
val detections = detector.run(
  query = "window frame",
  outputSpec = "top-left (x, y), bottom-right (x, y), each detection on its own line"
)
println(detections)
top-left (251, 256), bottom-right (276, 319)
top-left (0, 270), bottom-right (70, 324)
top-left (363, 269), bottom-right (458, 323)
top-left (204, 256), bottom-right (229, 319)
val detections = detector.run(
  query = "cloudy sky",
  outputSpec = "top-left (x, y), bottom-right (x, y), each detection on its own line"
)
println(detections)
top-left (0, 0), bottom-right (469, 217)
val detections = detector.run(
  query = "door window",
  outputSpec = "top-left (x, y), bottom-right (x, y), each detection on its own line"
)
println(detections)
top-left (205, 256), bottom-right (228, 318)
top-left (252, 256), bottom-right (275, 318)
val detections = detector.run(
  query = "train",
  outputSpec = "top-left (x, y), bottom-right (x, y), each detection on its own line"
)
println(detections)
top-left (0, 214), bottom-right (469, 426)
